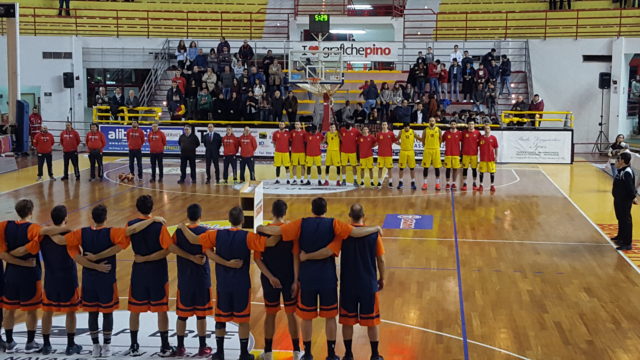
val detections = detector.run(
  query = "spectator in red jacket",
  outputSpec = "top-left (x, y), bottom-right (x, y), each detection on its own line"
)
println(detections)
top-left (528, 94), bottom-right (545, 126)
top-left (126, 120), bottom-right (145, 180)
top-left (60, 121), bottom-right (81, 180)
top-left (34, 125), bottom-right (56, 181)
top-left (172, 69), bottom-right (187, 95)
top-left (222, 126), bottom-right (240, 184)
top-left (238, 126), bottom-right (258, 182)
top-left (428, 61), bottom-right (440, 96)
top-left (147, 122), bottom-right (167, 183)
top-left (29, 107), bottom-right (42, 150)
top-left (86, 123), bottom-right (107, 181)
top-left (438, 63), bottom-right (449, 100)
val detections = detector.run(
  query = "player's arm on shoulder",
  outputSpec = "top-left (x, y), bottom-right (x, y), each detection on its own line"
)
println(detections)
top-left (126, 217), bottom-right (165, 236)
top-left (205, 249), bottom-right (243, 269)
top-left (256, 224), bottom-right (282, 236)
top-left (87, 244), bottom-right (123, 262)
top-left (265, 235), bottom-right (281, 247)
top-left (0, 252), bottom-right (36, 267)
top-left (73, 254), bottom-right (111, 273)
top-left (350, 225), bottom-right (382, 238)
top-left (40, 225), bottom-right (71, 236)
top-left (168, 243), bottom-right (205, 265)
top-left (179, 223), bottom-right (202, 244)
top-left (300, 246), bottom-right (334, 262)
top-left (135, 249), bottom-right (170, 263)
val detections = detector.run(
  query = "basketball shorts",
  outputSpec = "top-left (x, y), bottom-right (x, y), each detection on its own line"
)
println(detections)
top-left (176, 285), bottom-right (213, 318)
top-left (215, 288), bottom-right (251, 323)
top-left (325, 150), bottom-right (341, 166)
top-left (360, 157), bottom-right (374, 170)
top-left (82, 280), bottom-right (119, 313)
top-left (421, 149), bottom-right (442, 168)
top-left (261, 276), bottom-right (296, 315)
top-left (305, 155), bottom-right (322, 167)
top-left (479, 161), bottom-right (497, 173)
top-left (297, 287), bottom-right (338, 320)
top-left (339, 289), bottom-right (380, 327)
top-left (43, 271), bottom-right (81, 313)
top-left (398, 150), bottom-right (416, 169)
top-left (2, 276), bottom-right (42, 311)
top-left (128, 264), bottom-right (169, 312)
top-left (461, 155), bottom-right (478, 169)
top-left (341, 153), bottom-right (358, 166)
top-left (274, 152), bottom-right (291, 167)
top-left (377, 156), bottom-right (393, 169)
top-left (444, 156), bottom-right (461, 169)
top-left (291, 153), bottom-right (306, 166)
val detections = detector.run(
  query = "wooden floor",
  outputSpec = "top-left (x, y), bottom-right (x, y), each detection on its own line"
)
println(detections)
top-left (1, 155), bottom-right (639, 360)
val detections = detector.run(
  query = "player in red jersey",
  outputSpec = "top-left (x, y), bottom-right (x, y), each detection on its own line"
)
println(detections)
top-left (375, 121), bottom-right (396, 188)
top-left (339, 123), bottom-right (361, 187)
top-left (357, 126), bottom-right (377, 187)
top-left (460, 120), bottom-right (482, 191)
top-left (290, 121), bottom-right (307, 185)
top-left (441, 120), bottom-right (463, 190)
top-left (305, 125), bottom-right (325, 186)
top-left (478, 124), bottom-right (499, 192)
top-left (272, 121), bottom-right (291, 184)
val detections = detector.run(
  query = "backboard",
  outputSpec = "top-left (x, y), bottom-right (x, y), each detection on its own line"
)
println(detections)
top-left (288, 49), bottom-right (344, 95)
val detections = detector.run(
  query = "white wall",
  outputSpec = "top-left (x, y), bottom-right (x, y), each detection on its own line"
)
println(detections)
top-left (529, 39), bottom-right (614, 153)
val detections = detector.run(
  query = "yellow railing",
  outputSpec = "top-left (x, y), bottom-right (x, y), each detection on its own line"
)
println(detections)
top-left (92, 106), bottom-right (162, 123)
top-left (501, 111), bottom-right (574, 128)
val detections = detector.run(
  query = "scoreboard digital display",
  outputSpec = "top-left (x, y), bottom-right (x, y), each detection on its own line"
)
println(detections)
top-left (309, 14), bottom-right (330, 34)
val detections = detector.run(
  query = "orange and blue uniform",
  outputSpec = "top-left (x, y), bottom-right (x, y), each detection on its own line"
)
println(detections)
top-left (65, 227), bottom-right (129, 313)
top-left (280, 218), bottom-right (353, 320)
top-left (126, 217), bottom-right (174, 313)
top-left (254, 223), bottom-right (299, 314)
top-left (338, 225), bottom-right (384, 327)
top-left (0, 221), bottom-right (42, 311)
top-left (200, 228), bottom-right (267, 323)
top-left (174, 225), bottom-right (213, 318)
top-left (41, 232), bottom-right (81, 312)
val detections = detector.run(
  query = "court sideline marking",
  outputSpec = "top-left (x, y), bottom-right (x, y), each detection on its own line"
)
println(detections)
top-left (449, 190), bottom-right (470, 360)
top-left (385, 236), bottom-right (610, 246)
top-left (538, 167), bottom-right (640, 275)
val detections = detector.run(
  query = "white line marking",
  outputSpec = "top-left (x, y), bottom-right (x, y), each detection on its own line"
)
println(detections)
top-left (538, 167), bottom-right (640, 275)
top-left (385, 236), bottom-right (610, 246)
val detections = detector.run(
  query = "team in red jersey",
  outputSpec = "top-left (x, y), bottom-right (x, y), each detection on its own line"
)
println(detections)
top-left (339, 124), bottom-right (361, 186)
top-left (272, 121), bottom-right (292, 184)
top-left (478, 124), bottom-right (499, 192)
top-left (358, 126), bottom-right (377, 187)
top-left (441, 120), bottom-right (463, 190)
top-left (376, 121), bottom-right (397, 187)
top-left (461, 120), bottom-right (482, 191)
top-left (290, 121), bottom-right (307, 184)
top-left (305, 126), bottom-right (325, 185)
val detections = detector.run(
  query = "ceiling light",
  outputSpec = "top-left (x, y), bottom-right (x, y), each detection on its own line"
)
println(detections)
top-left (330, 29), bottom-right (367, 34)
top-left (348, 4), bottom-right (373, 10)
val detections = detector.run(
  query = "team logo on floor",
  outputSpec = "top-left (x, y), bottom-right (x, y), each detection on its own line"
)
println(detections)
top-left (142, 167), bottom-right (207, 175)
top-left (259, 180), bottom-right (358, 195)
top-left (383, 214), bottom-right (434, 230)
top-left (9, 311), bottom-right (252, 359)
top-left (167, 220), bottom-right (231, 235)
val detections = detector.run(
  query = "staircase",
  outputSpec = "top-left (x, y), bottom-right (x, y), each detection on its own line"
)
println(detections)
top-left (149, 72), bottom-right (176, 120)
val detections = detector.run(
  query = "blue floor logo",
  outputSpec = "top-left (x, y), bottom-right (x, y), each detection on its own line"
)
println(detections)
top-left (383, 214), bottom-right (433, 230)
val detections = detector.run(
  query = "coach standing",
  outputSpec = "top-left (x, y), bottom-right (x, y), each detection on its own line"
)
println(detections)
top-left (239, 126), bottom-right (257, 182)
top-left (86, 123), bottom-right (107, 181)
top-left (612, 152), bottom-right (638, 251)
top-left (60, 121), bottom-right (81, 181)
top-left (34, 125), bottom-right (56, 181)
top-left (126, 120), bottom-right (145, 181)
top-left (178, 125), bottom-right (200, 184)
top-left (148, 122), bottom-right (167, 183)
top-left (202, 123), bottom-right (222, 184)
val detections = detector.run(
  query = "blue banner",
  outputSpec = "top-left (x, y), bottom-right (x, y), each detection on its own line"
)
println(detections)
top-left (100, 125), bottom-right (186, 154)
top-left (382, 214), bottom-right (433, 230)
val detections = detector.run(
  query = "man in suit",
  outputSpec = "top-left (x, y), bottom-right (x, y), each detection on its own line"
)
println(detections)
top-left (612, 152), bottom-right (638, 251)
top-left (411, 102), bottom-right (427, 124)
top-left (110, 87), bottom-right (125, 120)
top-left (202, 123), bottom-right (222, 184)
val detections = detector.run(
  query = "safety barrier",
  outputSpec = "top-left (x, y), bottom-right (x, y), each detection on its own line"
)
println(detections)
top-left (92, 106), bottom-right (163, 122)
top-left (501, 111), bottom-right (574, 127)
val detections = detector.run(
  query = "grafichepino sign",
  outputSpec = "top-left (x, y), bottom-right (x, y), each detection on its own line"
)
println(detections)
top-left (293, 42), bottom-right (398, 61)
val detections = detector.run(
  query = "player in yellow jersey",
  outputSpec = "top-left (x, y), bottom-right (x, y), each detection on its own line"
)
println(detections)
top-left (420, 117), bottom-right (442, 191)
top-left (324, 123), bottom-right (342, 186)
top-left (397, 123), bottom-right (417, 190)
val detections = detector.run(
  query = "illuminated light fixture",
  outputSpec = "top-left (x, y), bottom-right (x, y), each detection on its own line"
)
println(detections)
top-left (350, 61), bottom-right (371, 64)
top-left (347, 4), bottom-right (373, 9)
top-left (330, 29), bottom-right (366, 34)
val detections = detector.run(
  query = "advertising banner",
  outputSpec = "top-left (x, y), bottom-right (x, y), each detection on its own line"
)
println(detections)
top-left (291, 41), bottom-right (398, 62)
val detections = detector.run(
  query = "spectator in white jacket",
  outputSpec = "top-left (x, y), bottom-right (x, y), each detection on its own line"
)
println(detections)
top-left (450, 44), bottom-right (463, 64)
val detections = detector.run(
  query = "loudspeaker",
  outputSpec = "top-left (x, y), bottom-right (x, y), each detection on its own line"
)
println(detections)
top-left (598, 72), bottom-right (611, 90)
top-left (63, 72), bottom-right (74, 88)
top-left (0, 4), bottom-right (16, 18)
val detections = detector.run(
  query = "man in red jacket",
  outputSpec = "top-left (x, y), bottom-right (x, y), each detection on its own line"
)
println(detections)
top-left (126, 120), bottom-right (145, 181)
top-left (86, 123), bottom-right (107, 181)
top-left (34, 125), bottom-right (56, 181)
top-left (147, 122), bottom-right (167, 183)
top-left (222, 126), bottom-right (240, 184)
top-left (29, 107), bottom-right (42, 151)
top-left (238, 126), bottom-right (258, 182)
top-left (60, 121), bottom-right (81, 181)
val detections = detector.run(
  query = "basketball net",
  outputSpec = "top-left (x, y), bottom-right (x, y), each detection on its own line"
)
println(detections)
top-left (296, 78), bottom-right (342, 132)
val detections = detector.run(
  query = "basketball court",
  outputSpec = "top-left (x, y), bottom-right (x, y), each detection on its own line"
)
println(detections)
top-left (0, 156), bottom-right (638, 360)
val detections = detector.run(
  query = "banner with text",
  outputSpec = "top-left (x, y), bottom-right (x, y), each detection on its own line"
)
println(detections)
top-left (291, 42), bottom-right (398, 62)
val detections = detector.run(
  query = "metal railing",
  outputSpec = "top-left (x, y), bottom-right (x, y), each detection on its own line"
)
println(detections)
top-left (501, 111), bottom-right (574, 128)
top-left (92, 106), bottom-right (163, 122)
top-left (139, 39), bottom-right (171, 107)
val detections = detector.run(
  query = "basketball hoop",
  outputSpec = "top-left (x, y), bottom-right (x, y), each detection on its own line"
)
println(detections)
top-left (309, 77), bottom-right (321, 85)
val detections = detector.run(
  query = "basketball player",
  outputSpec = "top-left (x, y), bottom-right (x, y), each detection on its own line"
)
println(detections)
top-left (442, 120), bottom-right (463, 190)
top-left (273, 121), bottom-right (291, 184)
top-left (397, 123), bottom-right (417, 190)
top-left (339, 123), bottom-right (361, 186)
top-left (421, 117), bottom-right (442, 191)
top-left (461, 120), bottom-right (481, 191)
top-left (255, 200), bottom-right (301, 360)
top-left (86, 123), bottom-right (107, 181)
top-left (179, 206), bottom-right (281, 360)
top-left (290, 121), bottom-right (307, 184)
top-left (478, 124), bottom-right (499, 192)
top-left (358, 126), bottom-right (377, 187)
top-left (305, 125), bottom-right (324, 186)
top-left (169, 204), bottom-right (213, 357)
top-left (148, 122), bottom-right (167, 183)
top-left (301, 204), bottom-right (385, 360)
top-left (65, 204), bottom-right (129, 357)
top-left (325, 123), bottom-right (342, 186)
top-left (222, 126), bottom-right (240, 184)
top-left (376, 121), bottom-right (396, 188)
top-left (0, 199), bottom-right (44, 353)
top-left (124, 195), bottom-right (176, 357)
top-left (126, 120), bottom-right (145, 181)
top-left (257, 198), bottom-right (381, 360)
